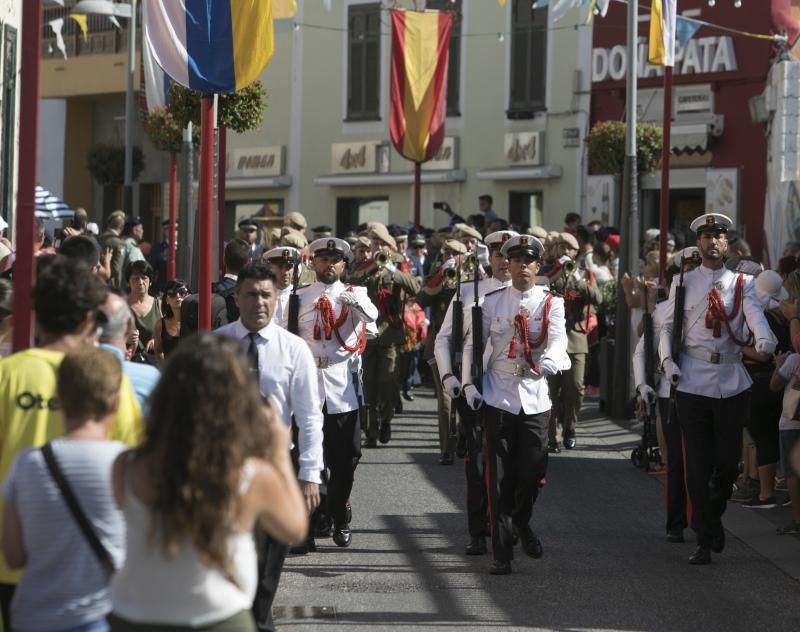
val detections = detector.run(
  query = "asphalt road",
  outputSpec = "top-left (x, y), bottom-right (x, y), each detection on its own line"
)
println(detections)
top-left (275, 388), bottom-right (800, 632)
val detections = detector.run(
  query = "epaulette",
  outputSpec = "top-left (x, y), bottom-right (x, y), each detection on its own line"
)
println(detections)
top-left (295, 283), bottom-right (312, 292)
top-left (484, 286), bottom-right (508, 298)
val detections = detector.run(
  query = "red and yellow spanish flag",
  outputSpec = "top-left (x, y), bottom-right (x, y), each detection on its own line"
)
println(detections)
top-left (390, 9), bottom-right (453, 163)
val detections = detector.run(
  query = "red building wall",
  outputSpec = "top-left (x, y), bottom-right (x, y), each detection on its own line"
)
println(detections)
top-left (591, 1), bottom-right (775, 255)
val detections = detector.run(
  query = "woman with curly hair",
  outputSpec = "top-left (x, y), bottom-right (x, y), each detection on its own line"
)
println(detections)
top-left (153, 279), bottom-right (188, 364)
top-left (108, 334), bottom-right (307, 631)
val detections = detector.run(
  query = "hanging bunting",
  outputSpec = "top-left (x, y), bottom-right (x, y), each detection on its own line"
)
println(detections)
top-left (675, 15), bottom-right (702, 48)
top-left (390, 9), bottom-right (453, 163)
top-left (143, 0), bottom-right (274, 93)
top-left (69, 13), bottom-right (88, 41)
top-left (648, 0), bottom-right (677, 66)
top-left (110, 15), bottom-right (121, 30)
top-left (48, 18), bottom-right (68, 59)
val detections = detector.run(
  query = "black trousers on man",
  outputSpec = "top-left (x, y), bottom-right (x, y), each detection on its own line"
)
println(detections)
top-left (458, 402), bottom-right (489, 538)
top-left (658, 397), bottom-right (688, 534)
top-left (675, 389), bottom-right (748, 548)
top-left (483, 405), bottom-right (549, 563)
top-left (321, 406), bottom-right (361, 527)
top-left (252, 531), bottom-right (288, 632)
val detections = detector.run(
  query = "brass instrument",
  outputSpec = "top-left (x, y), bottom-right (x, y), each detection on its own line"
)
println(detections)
top-left (443, 267), bottom-right (458, 282)
top-left (375, 252), bottom-right (389, 268)
top-left (563, 260), bottom-right (576, 276)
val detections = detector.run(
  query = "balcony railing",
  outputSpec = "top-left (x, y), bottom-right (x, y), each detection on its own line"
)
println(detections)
top-left (41, 1), bottom-right (130, 59)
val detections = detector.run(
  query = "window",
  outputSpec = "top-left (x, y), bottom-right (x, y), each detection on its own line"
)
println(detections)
top-left (347, 3), bottom-right (382, 121)
top-left (508, 0), bottom-right (547, 118)
top-left (336, 197), bottom-right (389, 236)
top-left (1, 25), bottom-right (16, 226)
top-left (426, 0), bottom-right (462, 117)
top-left (509, 191), bottom-right (543, 228)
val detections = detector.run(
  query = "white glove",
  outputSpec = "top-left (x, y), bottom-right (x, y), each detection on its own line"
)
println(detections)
top-left (442, 375), bottom-right (462, 398)
top-left (384, 261), bottom-right (397, 275)
top-left (663, 359), bottom-right (681, 386)
top-left (755, 339), bottom-right (776, 355)
top-left (335, 291), bottom-right (358, 306)
top-left (463, 384), bottom-right (483, 411)
top-left (637, 384), bottom-right (657, 405)
top-left (442, 258), bottom-right (457, 270)
top-left (538, 357), bottom-right (559, 376)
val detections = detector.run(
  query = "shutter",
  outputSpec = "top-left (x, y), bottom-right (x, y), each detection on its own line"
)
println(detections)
top-left (508, 0), bottom-right (547, 118)
top-left (428, 0), bottom-right (461, 116)
top-left (347, 4), bottom-right (381, 121)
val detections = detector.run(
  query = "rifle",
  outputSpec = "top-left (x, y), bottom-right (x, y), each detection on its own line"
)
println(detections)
top-left (634, 284), bottom-right (659, 471)
top-left (449, 264), bottom-right (463, 441)
top-left (665, 259), bottom-right (688, 425)
top-left (287, 255), bottom-right (301, 335)
top-left (470, 245), bottom-right (484, 399)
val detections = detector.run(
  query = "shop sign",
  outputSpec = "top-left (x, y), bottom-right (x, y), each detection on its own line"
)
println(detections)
top-left (592, 36), bottom-right (737, 83)
top-left (421, 137), bottom-right (458, 171)
top-left (331, 141), bottom-right (380, 174)
top-left (504, 131), bottom-right (543, 166)
top-left (705, 168), bottom-right (738, 224)
top-left (227, 146), bottom-right (284, 178)
top-left (562, 128), bottom-right (581, 148)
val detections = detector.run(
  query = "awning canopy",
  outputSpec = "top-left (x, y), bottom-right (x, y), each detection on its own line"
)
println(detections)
top-left (35, 186), bottom-right (74, 220)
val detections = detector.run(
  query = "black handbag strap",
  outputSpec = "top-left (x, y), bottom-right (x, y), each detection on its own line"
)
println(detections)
top-left (41, 443), bottom-right (115, 578)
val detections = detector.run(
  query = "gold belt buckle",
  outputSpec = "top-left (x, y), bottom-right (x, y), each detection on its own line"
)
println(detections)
top-left (514, 365), bottom-right (526, 377)
top-left (709, 352), bottom-right (720, 364)
top-left (318, 357), bottom-right (330, 369)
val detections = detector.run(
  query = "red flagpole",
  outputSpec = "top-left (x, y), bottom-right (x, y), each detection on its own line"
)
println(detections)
top-left (198, 96), bottom-right (215, 331)
top-left (168, 153), bottom-right (178, 281)
top-left (12, 0), bottom-right (42, 352)
top-left (217, 126), bottom-right (227, 279)
top-left (413, 161), bottom-right (421, 228)
top-left (658, 66), bottom-right (673, 285)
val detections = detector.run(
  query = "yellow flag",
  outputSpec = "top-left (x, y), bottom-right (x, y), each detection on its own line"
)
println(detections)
top-left (69, 14), bottom-right (88, 41)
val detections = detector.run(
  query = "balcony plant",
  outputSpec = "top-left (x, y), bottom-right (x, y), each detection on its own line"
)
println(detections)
top-left (588, 121), bottom-right (663, 176)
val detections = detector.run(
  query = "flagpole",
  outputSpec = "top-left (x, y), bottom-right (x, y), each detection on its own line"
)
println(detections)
top-left (12, 0), bottom-right (42, 352)
top-left (413, 161), bottom-right (421, 228)
top-left (168, 153), bottom-right (178, 281)
top-left (610, 0), bottom-right (639, 420)
top-left (198, 96), bottom-right (215, 331)
top-left (217, 126), bottom-right (227, 279)
top-left (658, 66), bottom-right (673, 284)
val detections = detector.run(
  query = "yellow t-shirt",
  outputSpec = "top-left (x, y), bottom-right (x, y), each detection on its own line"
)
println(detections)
top-left (0, 348), bottom-right (143, 584)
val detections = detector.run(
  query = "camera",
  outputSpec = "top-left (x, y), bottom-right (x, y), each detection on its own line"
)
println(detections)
top-left (433, 201), bottom-right (450, 210)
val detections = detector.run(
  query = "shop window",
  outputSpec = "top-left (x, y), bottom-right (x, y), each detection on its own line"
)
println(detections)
top-left (336, 197), bottom-right (389, 236)
top-left (426, 0), bottom-right (462, 117)
top-left (347, 3), bottom-right (382, 121)
top-left (508, 0), bottom-right (547, 119)
top-left (509, 191), bottom-right (543, 229)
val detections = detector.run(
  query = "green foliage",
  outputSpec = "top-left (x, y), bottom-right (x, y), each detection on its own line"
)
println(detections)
top-left (143, 108), bottom-right (199, 153)
top-left (588, 121), bottom-right (663, 176)
top-left (167, 81), bottom-right (268, 133)
top-left (87, 145), bottom-right (144, 185)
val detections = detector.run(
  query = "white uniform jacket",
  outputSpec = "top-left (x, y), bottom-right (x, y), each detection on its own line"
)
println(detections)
top-left (274, 285), bottom-right (292, 326)
top-left (632, 301), bottom-right (670, 399)
top-left (215, 319), bottom-right (324, 484)
top-left (433, 276), bottom-right (510, 377)
top-left (658, 265), bottom-right (776, 398)
top-left (282, 280), bottom-right (378, 414)
top-left (461, 285), bottom-right (570, 415)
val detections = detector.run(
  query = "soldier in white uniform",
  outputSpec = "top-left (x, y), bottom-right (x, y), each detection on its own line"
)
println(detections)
top-left (262, 246), bottom-right (300, 326)
top-left (434, 230), bottom-right (517, 556)
top-left (633, 247), bottom-right (699, 544)
top-left (461, 235), bottom-right (570, 575)
top-left (282, 238), bottom-right (378, 548)
top-left (215, 263), bottom-right (324, 632)
top-left (659, 213), bottom-right (776, 565)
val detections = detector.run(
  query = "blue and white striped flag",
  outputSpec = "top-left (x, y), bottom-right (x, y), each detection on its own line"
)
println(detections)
top-left (35, 186), bottom-right (74, 220)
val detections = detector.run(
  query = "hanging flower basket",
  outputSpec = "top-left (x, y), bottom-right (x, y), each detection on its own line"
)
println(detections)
top-left (87, 145), bottom-right (145, 185)
top-left (588, 121), bottom-right (663, 176)
top-left (167, 81), bottom-right (268, 134)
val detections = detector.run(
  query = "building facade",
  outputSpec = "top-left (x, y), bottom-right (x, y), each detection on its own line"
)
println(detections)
top-left (39, 0), bottom-right (595, 242)
top-left (0, 0), bottom-right (20, 234)
top-left (590, 0), bottom-right (774, 256)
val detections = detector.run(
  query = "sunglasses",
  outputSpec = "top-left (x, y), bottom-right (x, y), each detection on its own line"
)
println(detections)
top-left (167, 287), bottom-right (189, 298)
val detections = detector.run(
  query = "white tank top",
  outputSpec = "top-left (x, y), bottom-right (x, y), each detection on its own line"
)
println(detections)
top-left (109, 457), bottom-right (258, 626)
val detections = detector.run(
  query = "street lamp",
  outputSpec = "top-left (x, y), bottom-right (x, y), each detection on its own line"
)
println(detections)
top-left (72, 0), bottom-right (136, 216)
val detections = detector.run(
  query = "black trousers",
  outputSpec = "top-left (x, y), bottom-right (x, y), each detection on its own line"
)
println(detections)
top-left (675, 389), bottom-right (748, 548)
top-left (658, 397), bottom-right (688, 533)
top-left (0, 582), bottom-right (14, 631)
top-left (252, 532), bottom-right (288, 632)
top-left (483, 405), bottom-right (549, 563)
top-left (321, 406), bottom-right (361, 527)
top-left (459, 402), bottom-right (489, 538)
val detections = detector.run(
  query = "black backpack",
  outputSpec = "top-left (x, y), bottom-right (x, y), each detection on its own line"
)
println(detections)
top-left (213, 281), bottom-right (239, 324)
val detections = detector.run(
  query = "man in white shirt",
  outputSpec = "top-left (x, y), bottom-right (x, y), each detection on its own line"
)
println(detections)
top-left (281, 238), bottom-right (377, 548)
top-left (434, 230), bottom-right (517, 557)
top-left (262, 246), bottom-right (301, 327)
top-left (659, 213), bottom-right (776, 565)
top-left (215, 263), bottom-right (323, 632)
top-left (461, 235), bottom-right (569, 575)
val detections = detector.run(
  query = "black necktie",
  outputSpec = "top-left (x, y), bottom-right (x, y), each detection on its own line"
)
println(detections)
top-left (246, 332), bottom-right (260, 374)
